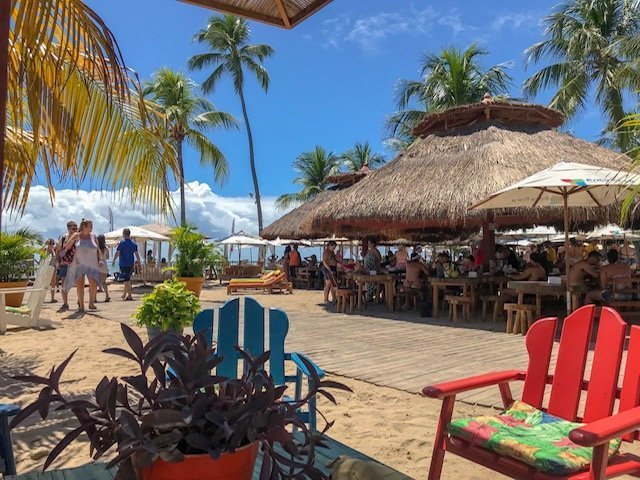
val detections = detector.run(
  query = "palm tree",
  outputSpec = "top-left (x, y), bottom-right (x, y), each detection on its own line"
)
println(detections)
top-left (342, 141), bottom-right (385, 171)
top-left (386, 44), bottom-right (513, 152)
top-left (3, 0), bottom-right (180, 230)
top-left (188, 15), bottom-right (274, 232)
top-left (524, 0), bottom-right (640, 151)
top-left (143, 68), bottom-right (237, 226)
top-left (276, 146), bottom-right (339, 209)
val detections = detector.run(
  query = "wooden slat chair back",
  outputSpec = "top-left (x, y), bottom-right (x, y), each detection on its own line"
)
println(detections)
top-left (424, 305), bottom-right (640, 479)
top-left (193, 297), bottom-right (323, 430)
top-left (0, 258), bottom-right (55, 333)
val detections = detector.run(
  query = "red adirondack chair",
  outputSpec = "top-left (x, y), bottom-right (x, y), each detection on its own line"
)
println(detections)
top-left (423, 305), bottom-right (640, 479)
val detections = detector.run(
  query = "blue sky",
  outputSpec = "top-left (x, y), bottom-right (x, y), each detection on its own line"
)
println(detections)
top-left (82, 0), bottom-right (604, 199)
top-left (11, 0), bottom-right (618, 240)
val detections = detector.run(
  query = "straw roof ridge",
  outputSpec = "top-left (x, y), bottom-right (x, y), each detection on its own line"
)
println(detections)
top-left (307, 120), bottom-right (633, 235)
top-left (413, 100), bottom-right (565, 136)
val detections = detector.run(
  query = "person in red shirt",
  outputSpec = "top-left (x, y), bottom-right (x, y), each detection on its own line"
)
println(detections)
top-left (289, 244), bottom-right (302, 267)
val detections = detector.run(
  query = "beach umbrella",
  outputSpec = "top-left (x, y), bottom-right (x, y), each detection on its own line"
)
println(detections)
top-left (217, 231), bottom-right (269, 263)
top-left (471, 161), bottom-right (640, 313)
top-left (103, 226), bottom-right (170, 242)
top-left (586, 224), bottom-right (640, 242)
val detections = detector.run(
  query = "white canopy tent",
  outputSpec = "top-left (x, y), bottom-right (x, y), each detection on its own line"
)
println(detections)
top-left (103, 227), bottom-right (171, 266)
top-left (216, 231), bottom-right (270, 264)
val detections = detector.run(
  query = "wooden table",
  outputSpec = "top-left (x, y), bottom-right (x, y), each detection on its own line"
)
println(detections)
top-left (430, 276), bottom-right (505, 318)
top-left (6, 435), bottom-right (410, 480)
top-left (351, 273), bottom-right (395, 311)
top-left (506, 281), bottom-right (567, 319)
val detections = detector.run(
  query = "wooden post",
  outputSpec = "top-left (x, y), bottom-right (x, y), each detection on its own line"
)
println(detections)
top-left (482, 213), bottom-right (496, 268)
top-left (0, 0), bottom-right (10, 232)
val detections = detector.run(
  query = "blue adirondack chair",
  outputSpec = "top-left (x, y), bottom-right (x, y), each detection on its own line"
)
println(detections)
top-left (192, 296), bottom-right (324, 430)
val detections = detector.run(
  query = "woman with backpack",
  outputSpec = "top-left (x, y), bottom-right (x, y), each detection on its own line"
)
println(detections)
top-left (62, 218), bottom-right (102, 312)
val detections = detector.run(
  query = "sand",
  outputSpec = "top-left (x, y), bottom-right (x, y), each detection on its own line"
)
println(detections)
top-left (1, 282), bottom-right (636, 479)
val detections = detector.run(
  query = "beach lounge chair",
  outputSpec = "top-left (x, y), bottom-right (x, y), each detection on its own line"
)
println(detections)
top-left (193, 297), bottom-right (323, 429)
top-left (226, 270), bottom-right (292, 295)
top-left (423, 305), bottom-right (640, 480)
top-left (0, 259), bottom-right (55, 334)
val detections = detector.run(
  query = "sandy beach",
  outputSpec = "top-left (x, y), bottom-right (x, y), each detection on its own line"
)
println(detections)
top-left (2, 282), bottom-right (639, 479)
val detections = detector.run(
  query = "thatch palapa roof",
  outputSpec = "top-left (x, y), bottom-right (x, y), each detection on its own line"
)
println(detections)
top-left (178, 0), bottom-right (331, 29)
top-left (306, 100), bottom-right (634, 239)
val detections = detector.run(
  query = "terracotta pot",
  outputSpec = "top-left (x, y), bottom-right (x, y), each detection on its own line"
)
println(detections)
top-left (176, 276), bottom-right (205, 298)
top-left (139, 442), bottom-right (259, 480)
top-left (0, 280), bottom-right (29, 307)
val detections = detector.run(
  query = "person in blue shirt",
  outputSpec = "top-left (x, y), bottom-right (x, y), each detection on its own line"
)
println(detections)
top-left (112, 228), bottom-right (141, 300)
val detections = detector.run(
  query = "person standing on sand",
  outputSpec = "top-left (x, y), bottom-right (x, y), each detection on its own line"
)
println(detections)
top-left (55, 220), bottom-right (78, 311)
top-left (321, 241), bottom-right (338, 303)
top-left (62, 219), bottom-right (102, 312)
top-left (112, 228), bottom-right (141, 301)
top-left (97, 234), bottom-right (111, 303)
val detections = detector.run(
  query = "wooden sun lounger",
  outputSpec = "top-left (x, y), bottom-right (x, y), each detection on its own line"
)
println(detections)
top-left (226, 272), bottom-right (292, 295)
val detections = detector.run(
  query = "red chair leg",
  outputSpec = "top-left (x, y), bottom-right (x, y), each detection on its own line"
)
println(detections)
top-left (428, 395), bottom-right (455, 480)
top-left (589, 443), bottom-right (608, 480)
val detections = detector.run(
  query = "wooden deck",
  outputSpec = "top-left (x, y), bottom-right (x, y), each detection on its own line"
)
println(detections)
top-left (31, 285), bottom-right (564, 409)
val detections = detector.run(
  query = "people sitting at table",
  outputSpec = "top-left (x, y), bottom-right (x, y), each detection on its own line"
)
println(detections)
top-left (322, 241), bottom-right (338, 303)
top-left (568, 251), bottom-right (600, 290)
top-left (363, 238), bottom-right (382, 301)
top-left (495, 245), bottom-right (520, 273)
top-left (585, 249), bottom-right (633, 305)
top-left (506, 252), bottom-right (547, 281)
top-left (619, 239), bottom-right (637, 269)
top-left (461, 254), bottom-right (475, 273)
top-left (381, 250), bottom-right (395, 269)
top-left (395, 244), bottom-right (408, 270)
top-left (404, 253), bottom-right (429, 289)
top-left (304, 254), bottom-right (318, 267)
top-left (543, 241), bottom-right (556, 265)
top-left (584, 239), bottom-right (600, 256)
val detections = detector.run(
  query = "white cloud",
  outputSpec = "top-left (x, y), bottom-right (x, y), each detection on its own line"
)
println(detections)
top-left (491, 11), bottom-right (541, 34)
top-left (438, 12), bottom-right (468, 36)
top-left (2, 182), bottom-right (286, 241)
top-left (322, 7), bottom-right (438, 54)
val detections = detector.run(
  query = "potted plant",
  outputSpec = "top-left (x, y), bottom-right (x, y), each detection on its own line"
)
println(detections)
top-left (0, 229), bottom-right (42, 307)
top-left (171, 225), bottom-right (216, 297)
top-left (135, 280), bottom-right (200, 339)
top-left (11, 325), bottom-right (349, 480)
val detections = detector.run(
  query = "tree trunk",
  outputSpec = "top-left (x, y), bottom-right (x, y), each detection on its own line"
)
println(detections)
top-left (177, 139), bottom-right (186, 227)
top-left (0, 0), bottom-right (11, 232)
top-left (238, 86), bottom-right (263, 232)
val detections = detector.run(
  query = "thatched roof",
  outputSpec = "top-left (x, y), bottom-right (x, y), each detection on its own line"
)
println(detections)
top-left (261, 189), bottom-right (339, 240)
top-left (178, 0), bottom-right (331, 28)
top-left (307, 116), bottom-right (634, 239)
top-left (140, 223), bottom-right (175, 237)
top-left (325, 165), bottom-right (371, 187)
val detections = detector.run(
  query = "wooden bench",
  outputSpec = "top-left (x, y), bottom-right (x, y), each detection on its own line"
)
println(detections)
top-left (445, 295), bottom-right (472, 322)
top-left (504, 303), bottom-right (536, 335)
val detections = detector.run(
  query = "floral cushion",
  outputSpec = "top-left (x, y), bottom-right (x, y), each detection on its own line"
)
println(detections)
top-left (5, 305), bottom-right (31, 315)
top-left (448, 401), bottom-right (621, 475)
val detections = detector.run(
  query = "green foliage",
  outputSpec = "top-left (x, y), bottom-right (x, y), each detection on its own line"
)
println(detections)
top-left (386, 43), bottom-right (513, 150)
top-left (276, 146), bottom-right (340, 209)
top-left (341, 141), bottom-right (385, 171)
top-left (134, 280), bottom-right (200, 331)
top-left (0, 229), bottom-right (43, 282)
top-left (171, 225), bottom-right (217, 278)
top-left (524, 0), bottom-right (640, 151)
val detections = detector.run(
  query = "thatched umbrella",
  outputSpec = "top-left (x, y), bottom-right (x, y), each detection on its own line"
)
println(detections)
top-left (307, 99), bottom-right (634, 244)
top-left (178, 0), bottom-right (332, 29)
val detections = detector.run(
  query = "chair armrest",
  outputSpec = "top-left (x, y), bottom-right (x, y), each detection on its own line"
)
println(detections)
top-left (0, 287), bottom-right (48, 295)
top-left (569, 406), bottom-right (640, 447)
top-left (288, 352), bottom-right (325, 379)
top-left (422, 370), bottom-right (524, 398)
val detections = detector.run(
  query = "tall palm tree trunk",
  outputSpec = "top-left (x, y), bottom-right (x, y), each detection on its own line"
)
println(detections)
top-left (177, 140), bottom-right (187, 226)
top-left (0, 0), bottom-right (10, 232)
top-left (238, 86), bottom-right (263, 232)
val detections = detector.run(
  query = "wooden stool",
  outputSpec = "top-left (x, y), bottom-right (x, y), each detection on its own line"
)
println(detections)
top-left (503, 303), bottom-right (536, 335)
top-left (480, 295), bottom-right (501, 322)
top-left (446, 295), bottom-right (472, 322)
top-left (336, 288), bottom-right (356, 313)
top-left (395, 289), bottom-right (420, 311)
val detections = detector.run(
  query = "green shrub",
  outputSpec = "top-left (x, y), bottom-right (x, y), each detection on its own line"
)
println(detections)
top-left (134, 280), bottom-right (200, 332)
top-left (171, 225), bottom-right (220, 278)
top-left (0, 229), bottom-right (43, 282)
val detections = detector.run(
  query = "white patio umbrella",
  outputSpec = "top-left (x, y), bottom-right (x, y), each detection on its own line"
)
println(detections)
top-left (586, 224), bottom-right (640, 242)
top-left (103, 226), bottom-right (170, 242)
top-left (471, 162), bottom-right (640, 313)
top-left (216, 231), bottom-right (270, 263)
